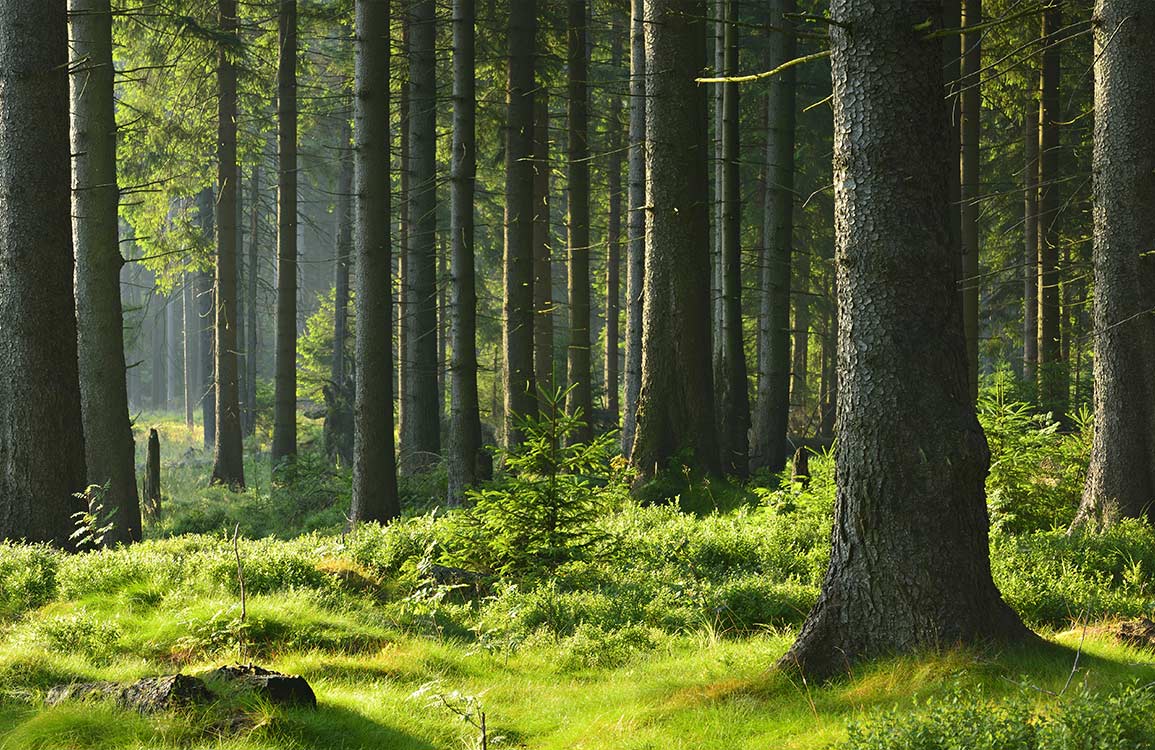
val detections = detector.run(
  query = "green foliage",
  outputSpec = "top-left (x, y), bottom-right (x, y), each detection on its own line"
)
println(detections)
top-left (979, 384), bottom-right (1091, 533)
top-left (843, 684), bottom-right (1155, 750)
top-left (453, 389), bottom-right (617, 575)
top-left (0, 544), bottom-right (59, 620)
top-left (70, 484), bottom-right (118, 551)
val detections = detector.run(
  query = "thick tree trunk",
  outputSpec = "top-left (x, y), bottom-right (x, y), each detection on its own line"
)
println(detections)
top-left (533, 92), bottom-right (554, 405)
top-left (402, 0), bottom-right (441, 471)
top-left (714, 0), bottom-right (748, 477)
top-left (1070, 0), bottom-right (1155, 531)
top-left (960, 0), bottom-right (981, 398)
top-left (503, 0), bottom-right (538, 446)
top-left (621, 0), bottom-right (646, 457)
top-left (781, 0), bottom-right (1030, 679)
top-left (350, 0), bottom-right (401, 523)
top-left (751, 0), bottom-right (795, 474)
top-left (211, 0), bottom-right (246, 488)
top-left (1023, 106), bottom-right (1039, 386)
top-left (0, 0), bottom-right (87, 547)
top-left (630, 0), bottom-right (719, 479)
top-left (565, 0), bottom-right (593, 442)
top-left (69, 0), bottom-right (142, 545)
top-left (1037, 3), bottom-right (1064, 421)
top-left (604, 17), bottom-right (623, 429)
top-left (326, 124), bottom-right (354, 466)
top-left (272, 0), bottom-right (298, 463)
top-left (447, 0), bottom-right (482, 505)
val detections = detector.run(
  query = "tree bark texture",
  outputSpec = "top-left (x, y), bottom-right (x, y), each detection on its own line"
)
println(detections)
top-left (533, 92), bottom-right (554, 406)
top-left (447, 0), bottom-right (482, 505)
top-left (211, 0), bottom-right (246, 488)
top-left (272, 0), bottom-right (299, 463)
top-left (630, 0), bottom-right (719, 479)
top-left (780, 0), bottom-right (1030, 678)
top-left (1070, 0), bottom-right (1155, 531)
top-left (1023, 106), bottom-right (1039, 386)
top-left (350, 0), bottom-right (401, 523)
top-left (503, 0), bottom-right (538, 446)
top-left (960, 0), bottom-right (981, 398)
top-left (326, 125), bottom-right (354, 466)
top-left (69, 0), bottom-right (142, 544)
top-left (621, 0), bottom-right (646, 456)
top-left (566, 0), bottom-right (593, 442)
top-left (0, 0), bottom-right (87, 547)
top-left (604, 16), bottom-right (623, 429)
top-left (197, 191), bottom-right (216, 449)
top-left (751, 0), bottom-right (795, 474)
top-left (1037, 2), bottom-right (1065, 420)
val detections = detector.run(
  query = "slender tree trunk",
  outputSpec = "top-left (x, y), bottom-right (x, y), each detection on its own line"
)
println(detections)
top-left (447, 0), bottom-right (482, 504)
top-left (533, 92), bottom-right (554, 405)
top-left (1023, 105), bottom-right (1039, 387)
top-left (327, 122), bottom-right (354, 466)
top-left (713, 0), bottom-right (748, 476)
top-left (960, 0), bottom-right (981, 398)
top-left (166, 290), bottom-right (181, 410)
top-left (184, 277), bottom-right (197, 428)
top-left (622, 0), bottom-right (646, 456)
top-left (69, 0), bottom-right (142, 544)
top-left (751, 0), bottom-right (795, 474)
top-left (1070, 0), bottom-right (1155, 531)
top-left (402, 0), bottom-right (441, 471)
top-left (246, 164), bottom-right (260, 436)
top-left (397, 37), bottom-right (410, 444)
top-left (1037, 2), bottom-right (1064, 421)
top-left (631, 0), bottom-right (719, 479)
top-left (272, 0), bottom-right (298, 463)
top-left (503, 0), bottom-right (538, 446)
top-left (944, 0), bottom-right (963, 296)
top-left (711, 0), bottom-right (724, 378)
top-left (0, 0), bottom-right (87, 547)
top-left (790, 246), bottom-right (810, 425)
top-left (604, 16), bottom-right (623, 429)
top-left (351, 0), bottom-right (400, 523)
top-left (566, 0), bottom-right (593, 441)
top-left (781, 0), bottom-right (1030, 679)
top-left (152, 303), bottom-right (167, 410)
top-left (211, 0), bottom-right (246, 488)
top-left (197, 267), bottom-right (216, 448)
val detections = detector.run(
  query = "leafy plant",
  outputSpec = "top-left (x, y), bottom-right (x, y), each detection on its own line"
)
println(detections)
top-left (70, 484), bottom-right (117, 550)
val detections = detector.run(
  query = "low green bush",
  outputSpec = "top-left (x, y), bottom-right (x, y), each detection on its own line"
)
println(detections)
top-left (0, 543), bottom-right (59, 620)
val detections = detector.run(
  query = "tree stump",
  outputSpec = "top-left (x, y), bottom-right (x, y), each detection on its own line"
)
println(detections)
top-left (791, 447), bottom-right (810, 489)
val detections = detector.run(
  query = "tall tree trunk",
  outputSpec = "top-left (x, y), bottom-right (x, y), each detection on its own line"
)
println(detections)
top-left (714, 0), bottom-right (748, 476)
top-left (166, 290), bottom-right (181, 410)
top-left (944, 0), bottom-right (962, 305)
top-left (533, 92), bottom-right (554, 405)
top-left (197, 267), bottom-right (216, 448)
top-left (397, 35), bottom-right (410, 444)
top-left (751, 0), bottom-right (795, 474)
top-left (503, 0), bottom-right (538, 446)
top-left (447, 0), bottom-right (482, 504)
top-left (152, 303), bottom-right (167, 410)
top-left (630, 0), bottom-right (719, 479)
top-left (566, 0), bottom-right (593, 441)
top-left (781, 0), bottom-right (1030, 679)
top-left (327, 122), bottom-right (354, 466)
top-left (211, 0), bottom-right (246, 488)
top-left (960, 0), bottom-right (981, 398)
top-left (402, 0), bottom-right (441, 471)
top-left (184, 277), bottom-right (197, 428)
top-left (604, 15), bottom-right (623, 429)
top-left (621, 0), bottom-right (646, 456)
top-left (790, 246), bottom-right (810, 425)
top-left (711, 0), bottom-right (724, 380)
top-left (1023, 105), bottom-right (1039, 386)
top-left (69, 0), bottom-right (142, 544)
top-left (246, 164), bottom-right (260, 436)
top-left (1037, 2), bottom-right (1064, 421)
top-left (0, 0), bottom-right (87, 547)
top-left (272, 0), bottom-right (298, 463)
top-left (351, 0), bottom-right (400, 523)
top-left (1070, 0), bottom-right (1155, 531)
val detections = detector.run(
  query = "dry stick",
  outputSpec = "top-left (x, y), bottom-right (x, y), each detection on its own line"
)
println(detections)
top-left (696, 50), bottom-right (831, 85)
top-left (232, 523), bottom-right (247, 663)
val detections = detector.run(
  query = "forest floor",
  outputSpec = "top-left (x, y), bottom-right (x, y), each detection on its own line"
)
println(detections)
top-left (1, 414), bottom-right (1153, 749)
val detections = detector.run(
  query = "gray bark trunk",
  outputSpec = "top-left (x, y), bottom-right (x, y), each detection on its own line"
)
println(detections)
top-left (503, 0), bottom-right (538, 446)
top-left (1023, 106), bottom-right (1039, 386)
top-left (272, 0), bottom-right (298, 463)
top-left (1070, 0), bottom-right (1155, 531)
top-left (0, 0), bottom-right (87, 547)
top-left (1037, 3), bottom-right (1064, 420)
top-left (790, 244), bottom-right (810, 425)
top-left (960, 0), bottom-right (981, 398)
top-left (327, 123), bottom-right (354, 466)
top-left (621, 0), bottom-right (646, 456)
top-left (402, 0), bottom-right (441, 471)
top-left (245, 164), bottom-right (260, 436)
top-left (781, 0), bottom-right (1030, 679)
top-left (533, 92), bottom-right (554, 405)
top-left (350, 0), bottom-right (401, 523)
top-left (447, 0), bottom-right (482, 505)
top-left (751, 0), bottom-right (795, 474)
top-left (70, 0), bottom-right (142, 544)
top-left (211, 0), bottom-right (246, 488)
top-left (566, 0), bottom-right (593, 442)
top-left (184, 277), bottom-right (197, 428)
top-left (197, 190), bottom-right (216, 449)
top-left (630, 0), bottom-right (719, 479)
top-left (604, 16), bottom-right (623, 428)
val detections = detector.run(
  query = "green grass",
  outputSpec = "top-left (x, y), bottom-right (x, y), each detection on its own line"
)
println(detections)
top-left (1, 412), bottom-right (1147, 748)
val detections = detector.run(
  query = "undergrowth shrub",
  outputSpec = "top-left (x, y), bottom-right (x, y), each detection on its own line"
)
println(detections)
top-left (0, 543), bottom-right (59, 620)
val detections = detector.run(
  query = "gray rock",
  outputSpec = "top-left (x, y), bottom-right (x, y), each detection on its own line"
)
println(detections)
top-left (46, 674), bottom-right (211, 713)
top-left (207, 664), bottom-right (317, 708)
